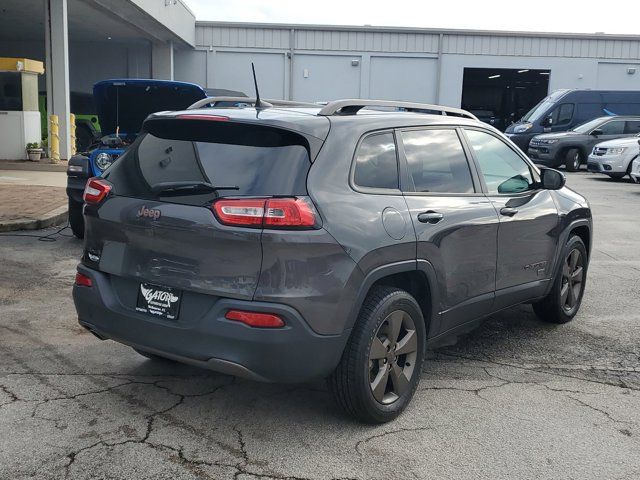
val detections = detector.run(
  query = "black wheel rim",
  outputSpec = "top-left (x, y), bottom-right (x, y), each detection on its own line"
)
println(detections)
top-left (368, 310), bottom-right (418, 405)
top-left (561, 248), bottom-right (584, 312)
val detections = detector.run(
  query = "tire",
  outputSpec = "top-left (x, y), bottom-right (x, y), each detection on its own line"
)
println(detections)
top-left (328, 286), bottom-right (426, 424)
top-left (533, 235), bottom-right (588, 324)
top-left (565, 149), bottom-right (583, 172)
top-left (134, 348), bottom-right (176, 363)
top-left (608, 173), bottom-right (625, 180)
top-left (68, 199), bottom-right (84, 239)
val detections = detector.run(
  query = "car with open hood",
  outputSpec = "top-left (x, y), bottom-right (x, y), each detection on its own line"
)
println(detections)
top-left (66, 79), bottom-right (210, 238)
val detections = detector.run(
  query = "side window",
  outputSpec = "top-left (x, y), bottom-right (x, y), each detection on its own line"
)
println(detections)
top-left (401, 129), bottom-right (474, 193)
top-left (624, 120), bottom-right (640, 134)
top-left (551, 103), bottom-right (574, 125)
top-left (353, 132), bottom-right (399, 190)
top-left (465, 129), bottom-right (534, 195)
top-left (598, 120), bottom-right (625, 135)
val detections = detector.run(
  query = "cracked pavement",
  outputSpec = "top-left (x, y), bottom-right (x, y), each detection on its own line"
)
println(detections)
top-left (1, 173), bottom-right (639, 479)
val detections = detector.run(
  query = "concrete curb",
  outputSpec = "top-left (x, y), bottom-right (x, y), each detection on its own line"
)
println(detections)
top-left (0, 205), bottom-right (68, 232)
top-left (0, 161), bottom-right (67, 172)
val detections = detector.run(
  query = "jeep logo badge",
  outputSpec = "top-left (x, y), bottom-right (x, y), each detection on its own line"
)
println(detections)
top-left (137, 206), bottom-right (161, 220)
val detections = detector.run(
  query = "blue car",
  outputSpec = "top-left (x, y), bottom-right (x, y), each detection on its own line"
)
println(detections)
top-left (66, 79), bottom-right (209, 238)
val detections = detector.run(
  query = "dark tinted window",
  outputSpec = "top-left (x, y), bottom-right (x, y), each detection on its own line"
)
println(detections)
top-left (353, 132), bottom-right (399, 190)
top-left (599, 120), bottom-right (625, 135)
top-left (401, 129), bottom-right (474, 193)
top-left (624, 120), bottom-right (640, 134)
top-left (552, 103), bottom-right (574, 125)
top-left (0, 72), bottom-right (22, 111)
top-left (465, 129), bottom-right (533, 195)
top-left (104, 120), bottom-right (310, 205)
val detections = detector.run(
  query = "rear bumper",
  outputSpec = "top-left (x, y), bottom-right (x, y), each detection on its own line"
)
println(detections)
top-left (73, 265), bottom-right (350, 383)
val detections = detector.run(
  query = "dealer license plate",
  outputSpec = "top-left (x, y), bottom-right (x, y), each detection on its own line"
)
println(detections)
top-left (135, 283), bottom-right (181, 320)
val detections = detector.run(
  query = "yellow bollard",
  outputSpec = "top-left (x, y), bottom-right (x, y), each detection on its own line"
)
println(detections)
top-left (49, 115), bottom-right (60, 163)
top-left (70, 113), bottom-right (76, 156)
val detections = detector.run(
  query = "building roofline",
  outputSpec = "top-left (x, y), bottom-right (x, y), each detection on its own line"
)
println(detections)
top-left (194, 20), bottom-right (640, 41)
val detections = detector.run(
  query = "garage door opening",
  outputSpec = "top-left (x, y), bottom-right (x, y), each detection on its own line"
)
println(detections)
top-left (461, 68), bottom-right (550, 131)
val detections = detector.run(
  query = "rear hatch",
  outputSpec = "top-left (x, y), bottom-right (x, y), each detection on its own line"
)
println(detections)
top-left (83, 114), bottom-right (326, 304)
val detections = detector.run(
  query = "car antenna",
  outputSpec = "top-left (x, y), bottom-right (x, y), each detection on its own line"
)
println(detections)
top-left (251, 62), bottom-right (265, 111)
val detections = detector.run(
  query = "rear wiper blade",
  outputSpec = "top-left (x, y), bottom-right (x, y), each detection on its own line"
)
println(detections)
top-left (151, 181), bottom-right (239, 195)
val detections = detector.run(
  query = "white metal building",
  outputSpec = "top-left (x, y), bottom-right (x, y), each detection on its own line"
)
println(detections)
top-left (2, 1), bottom-right (640, 159)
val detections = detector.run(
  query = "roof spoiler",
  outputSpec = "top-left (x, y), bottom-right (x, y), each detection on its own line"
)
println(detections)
top-left (317, 99), bottom-right (478, 120)
top-left (188, 96), bottom-right (317, 110)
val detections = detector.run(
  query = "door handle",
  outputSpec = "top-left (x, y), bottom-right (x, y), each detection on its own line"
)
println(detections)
top-left (500, 207), bottom-right (519, 216)
top-left (417, 211), bottom-right (444, 224)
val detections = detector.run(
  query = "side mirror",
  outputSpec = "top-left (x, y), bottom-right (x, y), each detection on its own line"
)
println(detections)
top-left (541, 115), bottom-right (553, 127)
top-left (591, 129), bottom-right (603, 136)
top-left (539, 167), bottom-right (566, 190)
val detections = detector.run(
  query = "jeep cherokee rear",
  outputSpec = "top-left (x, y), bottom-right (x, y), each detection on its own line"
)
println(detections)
top-left (73, 98), bottom-right (592, 423)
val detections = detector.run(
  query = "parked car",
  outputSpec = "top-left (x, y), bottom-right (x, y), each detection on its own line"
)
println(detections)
top-left (588, 134), bottom-right (640, 180)
top-left (73, 98), bottom-right (592, 424)
top-left (66, 79), bottom-right (209, 238)
top-left (505, 89), bottom-right (640, 151)
top-left (630, 155), bottom-right (640, 183)
top-left (527, 116), bottom-right (640, 171)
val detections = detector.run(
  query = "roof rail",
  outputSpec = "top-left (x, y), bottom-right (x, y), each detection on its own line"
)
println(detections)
top-left (187, 96), bottom-right (317, 110)
top-left (317, 99), bottom-right (478, 120)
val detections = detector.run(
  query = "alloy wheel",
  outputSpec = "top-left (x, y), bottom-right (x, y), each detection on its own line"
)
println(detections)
top-left (561, 248), bottom-right (584, 312)
top-left (573, 152), bottom-right (581, 170)
top-left (368, 310), bottom-right (418, 404)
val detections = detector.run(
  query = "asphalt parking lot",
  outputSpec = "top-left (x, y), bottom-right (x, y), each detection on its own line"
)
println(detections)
top-left (1, 172), bottom-right (639, 480)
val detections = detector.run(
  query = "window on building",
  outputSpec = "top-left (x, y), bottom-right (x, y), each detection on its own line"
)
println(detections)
top-left (0, 72), bottom-right (23, 111)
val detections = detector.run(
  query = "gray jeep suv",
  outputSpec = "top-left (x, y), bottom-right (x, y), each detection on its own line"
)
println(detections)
top-left (73, 98), bottom-right (592, 423)
top-left (528, 115), bottom-right (640, 171)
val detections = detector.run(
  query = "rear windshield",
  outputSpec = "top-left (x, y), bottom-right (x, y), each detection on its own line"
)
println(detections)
top-left (103, 119), bottom-right (311, 205)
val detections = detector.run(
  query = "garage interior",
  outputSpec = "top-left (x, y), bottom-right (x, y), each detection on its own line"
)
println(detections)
top-left (461, 67), bottom-right (550, 131)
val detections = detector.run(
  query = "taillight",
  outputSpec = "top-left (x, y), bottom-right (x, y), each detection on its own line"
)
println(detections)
top-left (225, 309), bottom-right (285, 328)
top-left (211, 197), bottom-right (318, 229)
top-left (83, 178), bottom-right (111, 204)
top-left (75, 272), bottom-right (93, 287)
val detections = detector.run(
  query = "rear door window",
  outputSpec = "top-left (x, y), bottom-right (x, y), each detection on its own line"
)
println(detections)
top-left (104, 119), bottom-right (311, 205)
top-left (624, 120), bottom-right (640, 134)
top-left (400, 129), bottom-right (474, 193)
top-left (353, 132), bottom-right (399, 190)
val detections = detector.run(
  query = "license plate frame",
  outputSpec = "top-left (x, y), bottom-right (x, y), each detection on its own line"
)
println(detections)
top-left (135, 283), bottom-right (182, 320)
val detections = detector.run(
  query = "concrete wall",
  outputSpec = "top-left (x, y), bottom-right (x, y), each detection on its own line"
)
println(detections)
top-left (0, 40), bottom-right (151, 93)
top-left (129, 0), bottom-right (195, 46)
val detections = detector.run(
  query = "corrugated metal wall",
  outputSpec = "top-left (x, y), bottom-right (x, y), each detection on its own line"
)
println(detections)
top-left (195, 23), bottom-right (640, 59)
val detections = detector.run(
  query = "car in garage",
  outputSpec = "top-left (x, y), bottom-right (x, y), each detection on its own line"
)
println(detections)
top-left (73, 98), bottom-right (592, 423)
top-left (527, 116), bottom-right (640, 171)
top-left (588, 134), bottom-right (640, 180)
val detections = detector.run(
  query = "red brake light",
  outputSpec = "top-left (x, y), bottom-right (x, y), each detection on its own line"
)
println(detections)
top-left (83, 178), bottom-right (112, 204)
top-left (176, 114), bottom-right (229, 122)
top-left (264, 198), bottom-right (316, 227)
top-left (225, 309), bottom-right (285, 328)
top-left (75, 272), bottom-right (93, 287)
top-left (211, 197), bottom-right (317, 229)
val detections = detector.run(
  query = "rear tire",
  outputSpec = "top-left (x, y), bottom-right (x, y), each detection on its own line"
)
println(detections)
top-left (533, 235), bottom-right (588, 324)
top-left (565, 149), bottom-right (583, 172)
top-left (68, 199), bottom-right (84, 239)
top-left (328, 286), bottom-right (426, 424)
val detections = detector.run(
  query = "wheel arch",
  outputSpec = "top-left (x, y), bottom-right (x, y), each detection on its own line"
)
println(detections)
top-left (346, 260), bottom-right (440, 338)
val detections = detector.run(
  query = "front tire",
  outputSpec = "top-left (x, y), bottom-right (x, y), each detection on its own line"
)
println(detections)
top-left (533, 235), bottom-right (588, 324)
top-left (68, 199), bottom-right (84, 239)
top-left (328, 286), bottom-right (426, 424)
top-left (565, 149), bottom-right (583, 172)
